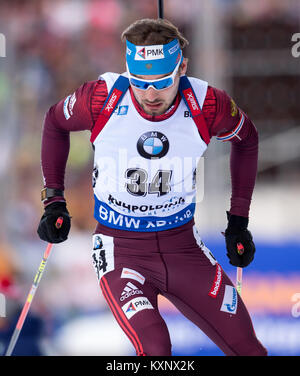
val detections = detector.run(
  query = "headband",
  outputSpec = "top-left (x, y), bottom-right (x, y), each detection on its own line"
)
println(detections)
top-left (126, 38), bottom-right (182, 75)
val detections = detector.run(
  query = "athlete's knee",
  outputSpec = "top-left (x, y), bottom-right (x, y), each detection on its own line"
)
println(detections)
top-left (231, 337), bottom-right (267, 356)
top-left (136, 322), bottom-right (172, 356)
top-left (244, 339), bottom-right (267, 356)
top-left (138, 341), bottom-right (171, 356)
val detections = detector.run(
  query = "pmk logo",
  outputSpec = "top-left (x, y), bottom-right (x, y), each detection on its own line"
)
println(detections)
top-left (137, 47), bottom-right (146, 59)
top-left (0, 293), bottom-right (6, 317)
top-left (122, 297), bottom-right (154, 319)
top-left (126, 302), bottom-right (136, 312)
top-left (135, 45), bottom-right (164, 60)
top-left (0, 33), bottom-right (6, 57)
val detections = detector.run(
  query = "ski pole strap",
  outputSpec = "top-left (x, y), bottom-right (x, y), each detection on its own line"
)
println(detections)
top-left (179, 75), bottom-right (211, 145)
top-left (90, 75), bottom-right (130, 143)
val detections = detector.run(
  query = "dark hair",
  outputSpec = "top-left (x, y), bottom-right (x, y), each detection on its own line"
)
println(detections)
top-left (121, 18), bottom-right (189, 49)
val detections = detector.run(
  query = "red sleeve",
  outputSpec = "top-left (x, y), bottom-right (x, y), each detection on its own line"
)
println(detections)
top-left (203, 87), bottom-right (259, 218)
top-left (41, 79), bottom-right (108, 205)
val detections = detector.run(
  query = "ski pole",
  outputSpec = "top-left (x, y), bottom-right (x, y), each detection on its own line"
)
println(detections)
top-left (158, 0), bottom-right (164, 19)
top-left (221, 232), bottom-right (244, 295)
top-left (5, 217), bottom-right (63, 356)
top-left (236, 242), bottom-right (244, 295)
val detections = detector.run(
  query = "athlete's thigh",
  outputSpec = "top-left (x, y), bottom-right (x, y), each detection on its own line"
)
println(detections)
top-left (91, 233), bottom-right (171, 356)
top-left (164, 228), bottom-right (266, 355)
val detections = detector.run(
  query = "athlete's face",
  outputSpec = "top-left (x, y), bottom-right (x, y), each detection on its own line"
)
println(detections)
top-left (130, 58), bottom-right (188, 116)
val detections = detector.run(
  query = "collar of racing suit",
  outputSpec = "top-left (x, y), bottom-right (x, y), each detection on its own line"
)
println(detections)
top-left (128, 86), bottom-right (181, 122)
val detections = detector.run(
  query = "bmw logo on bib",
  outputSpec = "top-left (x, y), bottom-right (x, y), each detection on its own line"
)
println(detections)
top-left (137, 131), bottom-right (169, 159)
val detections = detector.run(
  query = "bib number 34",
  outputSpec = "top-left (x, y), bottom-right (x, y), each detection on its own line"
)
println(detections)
top-left (125, 168), bottom-right (172, 197)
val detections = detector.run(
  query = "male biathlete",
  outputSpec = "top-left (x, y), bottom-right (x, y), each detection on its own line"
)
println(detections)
top-left (37, 18), bottom-right (267, 356)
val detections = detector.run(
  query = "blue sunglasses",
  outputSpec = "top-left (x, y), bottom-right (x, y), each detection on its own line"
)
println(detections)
top-left (126, 56), bottom-right (182, 91)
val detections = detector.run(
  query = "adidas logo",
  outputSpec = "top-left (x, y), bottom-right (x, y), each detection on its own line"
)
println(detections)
top-left (120, 282), bottom-right (143, 301)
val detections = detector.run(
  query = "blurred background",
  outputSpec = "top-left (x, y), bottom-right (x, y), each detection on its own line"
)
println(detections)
top-left (0, 0), bottom-right (299, 356)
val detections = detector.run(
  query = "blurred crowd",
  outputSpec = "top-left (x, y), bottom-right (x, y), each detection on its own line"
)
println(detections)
top-left (0, 0), bottom-right (196, 236)
top-left (0, 0), bottom-right (299, 355)
top-left (0, 0), bottom-right (198, 355)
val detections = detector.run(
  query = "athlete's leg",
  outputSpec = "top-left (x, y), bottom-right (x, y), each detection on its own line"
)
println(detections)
top-left (91, 233), bottom-right (172, 356)
top-left (160, 225), bottom-right (267, 356)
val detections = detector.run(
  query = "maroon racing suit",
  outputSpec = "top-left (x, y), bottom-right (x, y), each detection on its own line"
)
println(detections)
top-left (94, 220), bottom-right (266, 356)
top-left (41, 78), bottom-right (267, 356)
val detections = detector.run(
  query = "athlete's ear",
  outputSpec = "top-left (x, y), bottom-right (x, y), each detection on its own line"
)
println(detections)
top-left (180, 58), bottom-right (188, 76)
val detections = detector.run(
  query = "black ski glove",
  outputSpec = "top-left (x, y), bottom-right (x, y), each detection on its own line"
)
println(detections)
top-left (37, 202), bottom-right (71, 243)
top-left (224, 211), bottom-right (255, 268)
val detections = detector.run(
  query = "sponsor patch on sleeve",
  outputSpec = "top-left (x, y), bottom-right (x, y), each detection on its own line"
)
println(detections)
top-left (122, 297), bottom-right (154, 319)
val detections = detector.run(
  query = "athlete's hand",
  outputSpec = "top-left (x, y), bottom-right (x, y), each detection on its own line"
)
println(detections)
top-left (224, 211), bottom-right (255, 268)
top-left (37, 202), bottom-right (71, 243)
